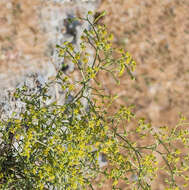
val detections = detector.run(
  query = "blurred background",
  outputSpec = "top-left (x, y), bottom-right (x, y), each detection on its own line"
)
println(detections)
top-left (0, 0), bottom-right (189, 189)
top-left (98, 0), bottom-right (189, 127)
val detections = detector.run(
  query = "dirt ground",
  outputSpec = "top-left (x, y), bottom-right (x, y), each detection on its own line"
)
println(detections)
top-left (0, 0), bottom-right (189, 189)
top-left (98, 0), bottom-right (189, 127)
top-left (96, 0), bottom-right (189, 189)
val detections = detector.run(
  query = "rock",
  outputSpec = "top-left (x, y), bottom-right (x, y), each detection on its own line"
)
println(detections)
top-left (64, 14), bottom-right (81, 44)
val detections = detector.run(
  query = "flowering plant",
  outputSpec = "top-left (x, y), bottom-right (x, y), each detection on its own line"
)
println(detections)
top-left (0, 12), bottom-right (188, 190)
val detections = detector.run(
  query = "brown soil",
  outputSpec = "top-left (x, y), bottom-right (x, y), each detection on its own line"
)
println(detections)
top-left (0, 0), bottom-right (48, 88)
top-left (95, 0), bottom-right (189, 189)
top-left (98, 0), bottom-right (189, 127)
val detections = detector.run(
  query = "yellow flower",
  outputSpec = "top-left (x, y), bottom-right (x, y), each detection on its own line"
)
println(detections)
top-left (88, 11), bottom-right (93, 15)
top-left (75, 53), bottom-right (80, 60)
top-left (108, 34), bottom-right (114, 41)
top-left (82, 57), bottom-right (88, 64)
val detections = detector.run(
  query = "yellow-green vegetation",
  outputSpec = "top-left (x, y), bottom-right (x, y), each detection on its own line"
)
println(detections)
top-left (0, 12), bottom-right (188, 190)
